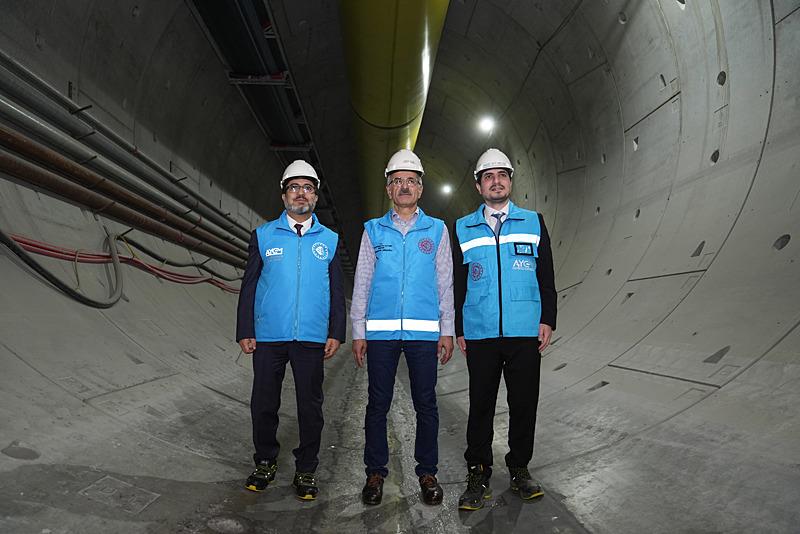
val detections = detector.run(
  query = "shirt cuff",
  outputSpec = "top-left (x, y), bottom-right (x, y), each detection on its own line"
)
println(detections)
top-left (439, 319), bottom-right (455, 337)
top-left (351, 319), bottom-right (366, 340)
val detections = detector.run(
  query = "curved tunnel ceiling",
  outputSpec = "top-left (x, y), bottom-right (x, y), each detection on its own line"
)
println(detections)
top-left (0, 1), bottom-right (798, 532)
top-left (339, 0), bottom-right (449, 215)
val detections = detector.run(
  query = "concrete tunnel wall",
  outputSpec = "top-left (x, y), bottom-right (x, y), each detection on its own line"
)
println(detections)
top-left (1, 1), bottom-right (799, 533)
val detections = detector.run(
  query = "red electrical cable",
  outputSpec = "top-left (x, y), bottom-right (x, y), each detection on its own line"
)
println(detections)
top-left (10, 233), bottom-right (240, 294)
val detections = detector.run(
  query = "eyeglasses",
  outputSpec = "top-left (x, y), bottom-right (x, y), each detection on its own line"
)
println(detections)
top-left (285, 184), bottom-right (316, 194)
top-left (480, 170), bottom-right (510, 182)
top-left (388, 177), bottom-right (421, 187)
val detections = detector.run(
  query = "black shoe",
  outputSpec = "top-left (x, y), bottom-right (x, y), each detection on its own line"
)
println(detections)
top-left (244, 460), bottom-right (277, 492)
top-left (362, 473), bottom-right (384, 505)
top-left (293, 472), bottom-right (319, 501)
top-left (458, 465), bottom-right (492, 511)
top-left (509, 467), bottom-right (544, 499)
top-left (419, 474), bottom-right (443, 505)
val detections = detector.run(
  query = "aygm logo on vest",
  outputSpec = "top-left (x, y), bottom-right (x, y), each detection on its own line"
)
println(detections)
top-left (512, 259), bottom-right (535, 271)
top-left (265, 247), bottom-right (284, 261)
top-left (418, 237), bottom-right (434, 254)
top-left (312, 242), bottom-right (329, 260)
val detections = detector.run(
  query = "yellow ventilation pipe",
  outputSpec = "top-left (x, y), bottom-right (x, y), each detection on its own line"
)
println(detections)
top-left (339, 0), bottom-right (449, 217)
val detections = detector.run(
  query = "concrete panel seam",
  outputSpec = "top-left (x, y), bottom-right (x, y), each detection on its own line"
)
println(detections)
top-left (199, 382), bottom-right (249, 407)
top-left (627, 267), bottom-right (707, 282)
top-left (606, 363), bottom-right (721, 388)
top-left (775, 4), bottom-right (800, 25)
top-left (557, 165), bottom-right (587, 175)
top-left (566, 60), bottom-right (608, 87)
top-left (623, 91), bottom-right (682, 133)
top-left (83, 372), bottom-right (182, 403)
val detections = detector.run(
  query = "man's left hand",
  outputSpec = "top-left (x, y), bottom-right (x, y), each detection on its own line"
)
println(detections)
top-left (324, 338), bottom-right (341, 360)
top-left (438, 336), bottom-right (454, 365)
top-left (538, 324), bottom-right (553, 352)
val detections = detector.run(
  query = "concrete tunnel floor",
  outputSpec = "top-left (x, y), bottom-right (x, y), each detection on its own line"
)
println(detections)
top-left (0, 299), bottom-right (589, 533)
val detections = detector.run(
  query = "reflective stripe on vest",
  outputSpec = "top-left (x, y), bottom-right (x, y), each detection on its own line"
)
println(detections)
top-left (366, 319), bottom-right (440, 333)
top-left (364, 209), bottom-right (444, 341)
top-left (460, 233), bottom-right (541, 253)
top-left (456, 201), bottom-right (542, 340)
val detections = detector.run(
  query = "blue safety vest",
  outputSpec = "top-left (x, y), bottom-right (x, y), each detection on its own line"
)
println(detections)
top-left (364, 209), bottom-right (444, 341)
top-left (455, 201), bottom-right (542, 340)
top-left (254, 212), bottom-right (338, 342)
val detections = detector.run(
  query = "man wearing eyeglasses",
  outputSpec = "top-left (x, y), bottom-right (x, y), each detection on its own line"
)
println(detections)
top-left (236, 159), bottom-right (346, 501)
top-left (351, 149), bottom-right (455, 506)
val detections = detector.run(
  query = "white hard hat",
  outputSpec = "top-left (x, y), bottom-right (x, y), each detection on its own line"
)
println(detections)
top-left (280, 160), bottom-right (320, 189)
top-left (473, 148), bottom-right (514, 180)
top-left (384, 149), bottom-right (425, 178)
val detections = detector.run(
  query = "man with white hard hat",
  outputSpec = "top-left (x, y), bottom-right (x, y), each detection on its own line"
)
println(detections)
top-left (351, 148), bottom-right (455, 506)
top-left (236, 159), bottom-right (346, 501)
top-left (452, 148), bottom-right (557, 510)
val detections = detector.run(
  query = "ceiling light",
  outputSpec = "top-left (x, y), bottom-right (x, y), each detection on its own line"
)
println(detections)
top-left (441, 184), bottom-right (452, 194)
top-left (478, 116), bottom-right (495, 133)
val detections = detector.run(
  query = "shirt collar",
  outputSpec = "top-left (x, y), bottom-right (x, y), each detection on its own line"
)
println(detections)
top-left (484, 201), bottom-right (510, 218)
top-left (287, 213), bottom-right (313, 232)
top-left (391, 207), bottom-right (419, 222)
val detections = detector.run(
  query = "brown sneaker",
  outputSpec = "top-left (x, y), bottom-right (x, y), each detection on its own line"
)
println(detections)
top-left (362, 473), bottom-right (384, 505)
top-left (419, 474), bottom-right (443, 505)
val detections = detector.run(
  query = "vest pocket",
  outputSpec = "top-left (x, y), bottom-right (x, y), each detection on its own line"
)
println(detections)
top-left (510, 283), bottom-right (540, 301)
top-left (465, 283), bottom-right (489, 305)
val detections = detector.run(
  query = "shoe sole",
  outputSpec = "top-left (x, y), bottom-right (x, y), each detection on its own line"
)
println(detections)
top-left (245, 484), bottom-right (265, 492)
top-left (511, 486), bottom-right (544, 500)
top-left (293, 482), bottom-right (318, 501)
top-left (458, 490), bottom-right (492, 511)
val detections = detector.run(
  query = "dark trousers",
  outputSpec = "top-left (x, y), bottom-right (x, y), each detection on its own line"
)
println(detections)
top-left (464, 337), bottom-right (541, 472)
top-left (364, 340), bottom-right (439, 477)
top-left (251, 341), bottom-right (324, 472)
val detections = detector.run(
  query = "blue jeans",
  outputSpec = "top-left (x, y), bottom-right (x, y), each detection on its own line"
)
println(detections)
top-left (364, 340), bottom-right (439, 478)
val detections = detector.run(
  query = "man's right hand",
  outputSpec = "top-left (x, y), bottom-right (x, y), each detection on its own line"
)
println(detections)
top-left (352, 339), bottom-right (367, 368)
top-left (239, 338), bottom-right (256, 354)
top-left (456, 336), bottom-right (467, 356)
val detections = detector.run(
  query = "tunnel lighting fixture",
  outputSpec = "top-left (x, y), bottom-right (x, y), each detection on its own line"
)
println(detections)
top-left (441, 184), bottom-right (452, 194)
top-left (478, 116), bottom-right (495, 133)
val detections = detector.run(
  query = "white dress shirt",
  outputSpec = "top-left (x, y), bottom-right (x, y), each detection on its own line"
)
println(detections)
top-left (483, 201), bottom-right (510, 229)
top-left (287, 213), bottom-right (313, 236)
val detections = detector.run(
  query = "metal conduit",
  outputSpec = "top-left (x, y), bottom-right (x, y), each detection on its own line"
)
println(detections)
top-left (0, 123), bottom-right (247, 262)
top-left (339, 0), bottom-right (449, 217)
top-left (0, 94), bottom-right (247, 253)
top-left (0, 52), bottom-right (252, 244)
top-left (0, 147), bottom-right (245, 268)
